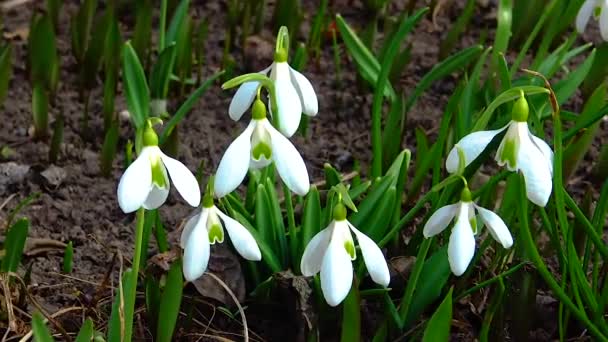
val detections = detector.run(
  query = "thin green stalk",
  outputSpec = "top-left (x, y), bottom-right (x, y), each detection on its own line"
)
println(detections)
top-left (518, 177), bottom-right (607, 341)
top-left (398, 237), bottom-right (431, 319)
top-left (563, 190), bottom-right (608, 259)
top-left (159, 0), bottom-right (168, 50)
top-left (509, 0), bottom-right (557, 78)
top-left (456, 262), bottom-right (526, 300)
top-left (127, 208), bottom-right (146, 341)
top-left (378, 190), bottom-right (433, 247)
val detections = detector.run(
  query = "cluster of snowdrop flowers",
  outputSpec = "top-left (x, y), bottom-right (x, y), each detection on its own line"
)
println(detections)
top-left (445, 93), bottom-right (553, 207)
top-left (425, 93), bottom-right (553, 276)
top-left (423, 187), bottom-right (513, 276)
top-left (576, 0), bottom-right (608, 41)
top-left (301, 202), bottom-right (390, 306)
top-left (117, 120), bottom-right (200, 213)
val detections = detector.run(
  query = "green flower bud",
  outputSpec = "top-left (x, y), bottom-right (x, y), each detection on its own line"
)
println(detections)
top-left (252, 99), bottom-right (267, 120)
top-left (274, 49), bottom-right (288, 63)
top-left (511, 93), bottom-right (529, 122)
top-left (333, 202), bottom-right (347, 221)
top-left (460, 187), bottom-right (472, 202)
top-left (143, 123), bottom-right (159, 147)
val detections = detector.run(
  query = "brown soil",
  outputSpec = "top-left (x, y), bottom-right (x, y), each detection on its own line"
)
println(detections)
top-left (0, 0), bottom-right (606, 341)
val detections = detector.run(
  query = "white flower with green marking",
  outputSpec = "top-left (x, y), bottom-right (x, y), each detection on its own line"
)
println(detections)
top-left (181, 196), bottom-right (261, 282)
top-left (576, 0), bottom-right (608, 40)
top-left (228, 30), bottom-right (318, 138)
top-left (214, 99), bottom-right (310, 198)
top-left (423, 188), bottom-right (513, 276)
top-left (445, 94), bottom-right (553, 207)
top-left (117, 124), bottom-right (200, 213)
top-left (300, 203), bottom-right (390, 307)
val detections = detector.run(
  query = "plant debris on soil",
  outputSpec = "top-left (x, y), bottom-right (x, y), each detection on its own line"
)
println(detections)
top-left (1, 0), bottom-right (607, 341)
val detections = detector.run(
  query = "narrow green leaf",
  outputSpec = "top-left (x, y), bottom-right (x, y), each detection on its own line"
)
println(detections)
top-left (335, 14), bottom-right (395, 100)
top-left (0, 44), bottom-right (12, 106)
top-left (324, 163), bottom-right (342, 187)
top-left (122, 42), bottom-right (150, 129)
top-left (150, 44), bottom-right (177, 100)
top-left (360, 186), bottom-right (396, 241)
top-left (349, 175), bottom-right (393, 227)
top-left (472, 85), bottom-right (549, 131)
top-left (159, 70), bottom-right (224, 144)
top-left (100, 118), bottom-right (120, 177)
top-left (422, 288), bottom-right (453, 342)
top-left (157, 260), bottom-right (184, 342)
top-left (32, 312), bottom-right (55, 342)
top-left (165, 0), bottom-right (190, 48)
top-left (404, 45), bottom-right (482, 117)
top-left (2, 218), bottom-right (29, 273)
top-left (492, 0), bottom-right (512, 73)
top-left (32, 82), bottom-right (49, 139)
top-left (371, 8), bottom-right (428, 176)
top-left (300, 186), bottom-right (321, 259)
top-left (340, 283), bottom-right (361, 342)
top-left (75, 318), bottom-right (94, 342)
top-left (132, 0), bottom-right (153, 62)
top-left (107, 269), bottom-right (135, 342)
top-left (554, 49), bottom-right (596, 105)
top-left (28, 14), bottom-right (59, 91)
top-left (62, 241), bottom-right (73, 274)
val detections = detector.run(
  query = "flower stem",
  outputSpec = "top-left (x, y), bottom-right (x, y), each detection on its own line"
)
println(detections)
top-left (518, 176), bottom-right (607, 341)
top-left (127, 207), bottom-right (146, 338)
top-left (159, 0), bottom-right (168, 50)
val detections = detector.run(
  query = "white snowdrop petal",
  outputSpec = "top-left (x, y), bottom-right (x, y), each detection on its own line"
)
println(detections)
top-left (423, 203), bottom-right (458, 237)
top-left (266, 121), bottom-right (310, 195)
top-left (160, 153), bottom-right (201, 207)
top-left (143, 186), bottom-right (170, 210)
top-left (475, 205), bottom-right (513, 248)
top-left (217, 209), bottom-right (262, 261)
top-left (300, 224), bottom-right (333, 276)
top-left (214, 122), bottom-right (256, 198)
top-left (228, 81), bottom-right (260, 121)
top-left (448, 204), bottom-right (476, 276)
top-left (517, 134), bottom-right (553, 207)
top-left (529, 133), bottom-right (554, 175)
top-left (183, 219), bottom-right (210, 282)
top-left (349, 223), bottom-right (390, 287)
top-left (600, 1), bottom-right (608, 41)
top-left (271, 62), bottom-right (302, 137)
top-left (320, 237), bottom-right (354, 307)
top-left (117, 148), bottom-right (153, 213)
top-left (577, 0), bottom-right (597, 33)
top-left (446, 126), bottom-right (508, 173)
top-left (180, 211), bottom-right (205, 249)
top-left (289, 67), bottom-right (318, 116)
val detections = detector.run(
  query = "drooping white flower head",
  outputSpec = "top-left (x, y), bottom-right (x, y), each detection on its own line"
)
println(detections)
top-left (181, 195), bottom-right (262, 282)
top-left (423, 188), bottom-right (513, 276)
top-left (445, 94), bottom-right (553, 207)
top-left (228, 29), bottom-right (318, 138)
top-left (214, 99), bottom-right (310, 198)
top-left (117, 124), bottom-right (201, 213)
top-left (300, 203), bottom-right (390, 307)
top-left (576, 0), bottom-right (608, 41)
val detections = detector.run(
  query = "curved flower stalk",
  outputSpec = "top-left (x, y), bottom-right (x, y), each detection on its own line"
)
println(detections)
top-left (228, 27), bottom-right (318, 138)
top-left (300, 203), bottom-right (390, 306)
top-left (576, 0), bottom-right (608, 40)
top-left (117, 121), bottom-right (201, 213)
top-left (181, 194), bottom-right (261, 282)
top-left (423, 188), bottom-right (513, 276)
top-left (214, 98), bottom-right (310, 198)
top-left (445, 93), bottom-right (553, 207)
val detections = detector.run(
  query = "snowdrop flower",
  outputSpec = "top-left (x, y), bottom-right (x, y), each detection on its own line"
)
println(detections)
top-left (181, 195), bottom-right (261, 281)
top-left (300, 203), bottom-right (390, 307)
top-left (445, 94), bottom-right (553, 207)
top-left (423, 188), bottom-right (513, 276)
top-left (228, 29), bottom-right (318, 138)
top-left (117, 123), bottom-right (200, 213)
top-left (576, 0), bottom-right (608, 40)
top-left (214, 99), bottom-right (310, 197)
